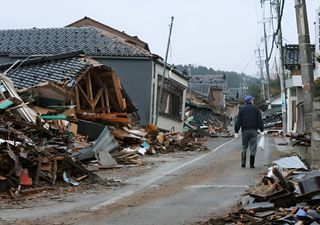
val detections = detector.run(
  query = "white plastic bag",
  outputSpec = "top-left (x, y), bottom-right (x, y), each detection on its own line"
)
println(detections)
top-left (258, 136), bottom-right (265, 151)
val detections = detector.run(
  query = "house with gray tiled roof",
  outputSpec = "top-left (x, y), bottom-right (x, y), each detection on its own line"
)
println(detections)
top-left (66, 16), bottom-right (150, 51)
top-left (0, 25), bottom-right (188, 131)
top-left (0, 27), bottom-right (151, 57)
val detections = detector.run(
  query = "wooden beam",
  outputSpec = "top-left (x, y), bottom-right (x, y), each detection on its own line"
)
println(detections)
top-left (111, 71), bottom-right (125, 110)
top-left (101, 91), bottom-right (106, 113)
top-left (93, 88), bottom-right (104, 109)
top-left (78, 83), bottom-right (91, 107)
top-left (104, 88), bottom-right (110, 113)
top-left (75, 82), bottom-right (81, 110)
top-left (86, 72), bottom-right (94, 111)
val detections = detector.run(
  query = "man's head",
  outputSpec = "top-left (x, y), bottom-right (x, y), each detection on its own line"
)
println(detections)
top-left (244, 95), bottom-right (254, 104)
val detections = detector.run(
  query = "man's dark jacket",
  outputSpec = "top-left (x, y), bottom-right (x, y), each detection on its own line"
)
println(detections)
top-left (235, 104), bottom-right (264, 133)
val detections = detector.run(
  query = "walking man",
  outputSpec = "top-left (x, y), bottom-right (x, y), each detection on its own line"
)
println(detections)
top-left (234, 95), bottom-right (264, 168)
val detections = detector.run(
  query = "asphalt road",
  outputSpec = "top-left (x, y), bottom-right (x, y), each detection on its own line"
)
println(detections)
top-left (0, 136), bottom-right (275, 225)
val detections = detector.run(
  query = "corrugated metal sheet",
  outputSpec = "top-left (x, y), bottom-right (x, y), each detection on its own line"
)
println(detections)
top-left (273, 156), bottom-right (308, 170)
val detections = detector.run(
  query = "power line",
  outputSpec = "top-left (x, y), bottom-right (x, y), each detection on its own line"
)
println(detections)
top-left (266, 0), bottom-right (285, 61)
top-left (240, 53), bottom-right (255, 74)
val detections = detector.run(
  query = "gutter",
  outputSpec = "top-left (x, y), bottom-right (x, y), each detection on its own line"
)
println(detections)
top-left (6, 55), bottom-right (152, 61)
top-left (153, 57), bottom-right (189, 80)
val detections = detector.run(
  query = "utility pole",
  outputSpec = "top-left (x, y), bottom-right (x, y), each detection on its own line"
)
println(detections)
top-left (155, 16), bottom-right (174, 125)
top-left (275, 0), bottom-right (287, 133)
top-left (263, 19), bottom-right (272, 109)
top-left (257, 47), bottom-right (266, 100)
top-left (294, 0), bottom-right (314, 131)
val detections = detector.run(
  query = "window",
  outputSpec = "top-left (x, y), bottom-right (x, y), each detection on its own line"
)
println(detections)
top-left (157, 76), bottom-right (184, 121)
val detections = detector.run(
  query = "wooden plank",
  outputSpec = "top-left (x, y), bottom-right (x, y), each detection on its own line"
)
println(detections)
top-left (101, 91), bottom-right (106, 113)
top-left (86, 72), bottom-right (94, 111)
top-left (104, 88), bottom-right (110, 113)
top-left (75, 83), bottom-right (81, 110)
top-left (77, 84), bottom-right (91, 107)
top-left (93, 88), bottom-right (104, 109)
top-left (111, 71), bottom-right (125, 110)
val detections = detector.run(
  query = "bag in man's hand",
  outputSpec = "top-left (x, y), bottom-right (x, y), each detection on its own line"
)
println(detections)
top-left (258, 136), bottom-right (265, 151)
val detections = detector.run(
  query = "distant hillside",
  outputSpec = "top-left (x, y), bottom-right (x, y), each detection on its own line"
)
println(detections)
top-left (175, 64), bottom-right (256, 88)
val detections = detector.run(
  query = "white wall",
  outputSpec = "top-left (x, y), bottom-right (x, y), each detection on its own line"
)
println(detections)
top-left (150, 61), bottom-right (188, 131)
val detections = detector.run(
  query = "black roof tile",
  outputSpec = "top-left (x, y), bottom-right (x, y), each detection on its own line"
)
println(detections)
top-left (0, 52), bottom-right (90, 89)
top-left (284, 44), bottom-right (315, 67)
top-left (0, 27), bottom-right (151, 57)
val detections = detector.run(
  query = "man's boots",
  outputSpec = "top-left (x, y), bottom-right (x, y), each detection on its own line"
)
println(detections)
top-left (241, 152), bottom-right (246, 168)
top-left (250, 155), bottom-right (255, 168)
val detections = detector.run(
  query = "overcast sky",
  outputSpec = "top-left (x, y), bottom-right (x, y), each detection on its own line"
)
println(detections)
top-left (0, 1), bottom-right (319, 76)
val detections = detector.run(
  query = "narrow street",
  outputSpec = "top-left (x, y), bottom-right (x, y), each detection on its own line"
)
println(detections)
top-left (1, 136), bottom-right (276, 225)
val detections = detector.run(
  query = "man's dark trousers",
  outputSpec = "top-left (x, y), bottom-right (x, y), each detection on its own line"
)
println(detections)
top-left (241, 129), bottom-right (258, 168)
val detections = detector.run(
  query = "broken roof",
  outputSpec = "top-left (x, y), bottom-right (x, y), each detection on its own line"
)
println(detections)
top-left (0, 51), bottom-right (90, 89)
top-left (190, 75), bottom-right (226, 88)
top-left (0, 27), bottom-right (151, 57)
top-left (189, 84), bottom-right (210, 98)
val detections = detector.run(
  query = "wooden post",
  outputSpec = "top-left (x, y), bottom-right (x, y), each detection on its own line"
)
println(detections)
top-left (93, 88), bottom-right (104, 109)
top-left (86, 73), bottom-right (94, 111)
top-left (104, 88), bottom-right (110, 113)
top-left (75, 81), bottom-right (81, 111)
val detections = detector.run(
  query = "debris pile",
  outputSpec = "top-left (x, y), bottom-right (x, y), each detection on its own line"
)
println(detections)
top-left (201, 156), bottom-right (320, 225)
top-left (289, 131), bottom-right (311, 147)
top-left (184, 102), bottom-right (232, 138)
top-left (0, 111), bottom-right (97, 198)
top-left (110, 124), bottom-right (209, 157)
top-left (0, 55), bottom-right (211, 199)
top-left (262, 108), bottom-right (282, 129)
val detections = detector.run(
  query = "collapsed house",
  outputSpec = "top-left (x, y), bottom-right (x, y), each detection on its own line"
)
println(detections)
top-left (0, 52), bottom-right (138, 127)
top-left (184, 102), bottom-right (232, 138)
top-left (185, 74), bottom-right (234, 137)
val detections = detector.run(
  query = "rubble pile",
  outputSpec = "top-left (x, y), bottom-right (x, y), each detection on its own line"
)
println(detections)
top-left (111, 125), bottom-right (209, 157)
top-left (151, 131), bottom-right (208, 153)
top-left (0, 116), bottom-right (97, 198)
top-left (201, 156), bottom-right (320, 225)
top-left (184, 103), bottom-right (233, 138)
top-left (0, 55), bottom-right (211, 200)
top-left (262, 108), bottom-right (282, 129)
top-left (289, 131), bottom-right (311, 147)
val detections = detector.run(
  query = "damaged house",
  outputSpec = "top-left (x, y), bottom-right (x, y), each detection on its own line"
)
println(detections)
top-left (0, 21), bottom-right (188, 131)
top-left (0, 52), bottom-right (137, 124)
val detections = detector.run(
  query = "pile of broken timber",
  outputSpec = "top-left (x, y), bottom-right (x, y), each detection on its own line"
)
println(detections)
top-left (289, 132), bottom-right (311, 147)
top-left (0, 115), bottom-right (97, 198)
top-left (201, 156), bottom-right (320, 225)
top-left (110, 125), bottom-right (209, 163)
